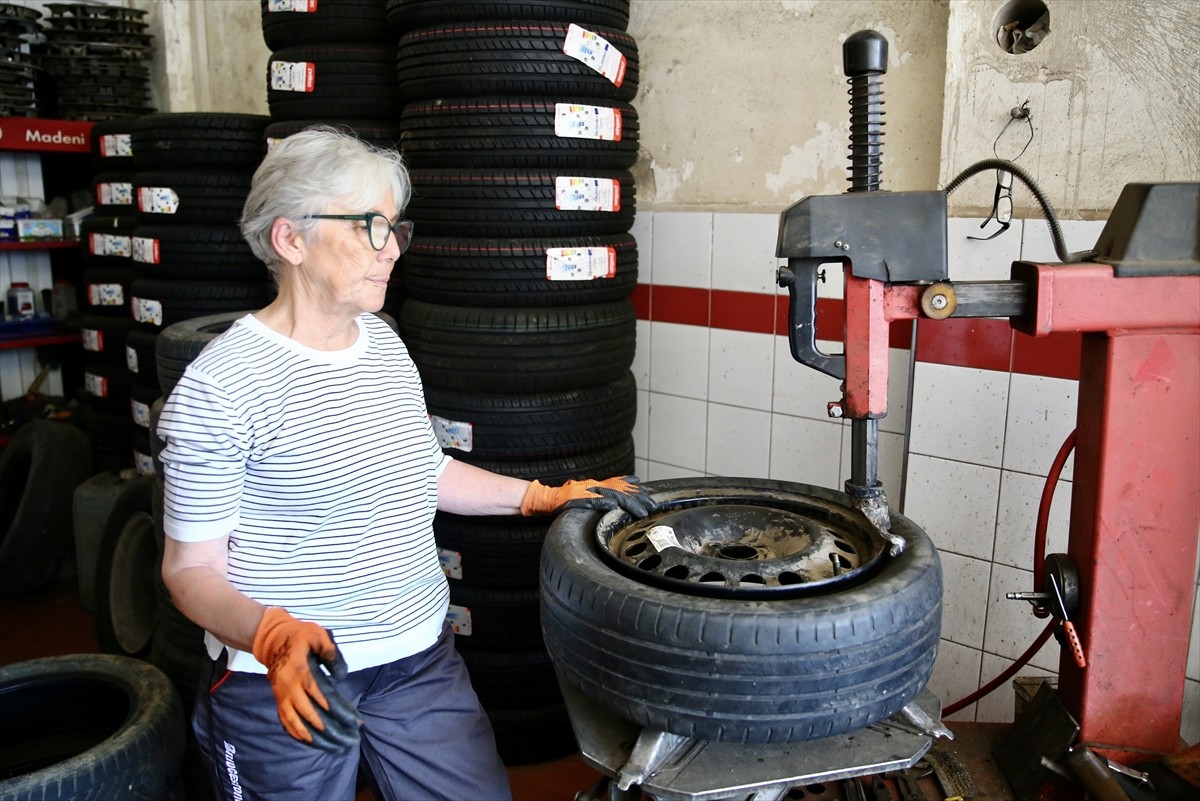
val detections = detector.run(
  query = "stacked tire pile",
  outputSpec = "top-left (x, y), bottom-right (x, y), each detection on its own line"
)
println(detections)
top-left (260, 0), bottom-right (407, 315)
top-left (389, 0), bottom-right (640, 764)
top-left (80, 122), bottom-right (139, 474)
top-left (126, 112), bottom-right (275, 474)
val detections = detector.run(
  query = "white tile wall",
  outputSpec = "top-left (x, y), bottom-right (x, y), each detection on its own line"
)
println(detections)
top-left (632, 211), bottom-right (1197, 743)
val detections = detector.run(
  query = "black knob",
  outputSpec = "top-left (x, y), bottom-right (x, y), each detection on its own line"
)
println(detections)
top-left (843, 30), bottom-right (888, 76)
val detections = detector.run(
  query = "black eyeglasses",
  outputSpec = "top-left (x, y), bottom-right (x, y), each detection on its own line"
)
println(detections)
top-left (304, 212), bottom-right (414, 253)
top-left (969, 169), bottom-right (1013, 242)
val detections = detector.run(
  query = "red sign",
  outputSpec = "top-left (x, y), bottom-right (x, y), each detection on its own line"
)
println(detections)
top-left (0, 118), bottom-right (94, 154)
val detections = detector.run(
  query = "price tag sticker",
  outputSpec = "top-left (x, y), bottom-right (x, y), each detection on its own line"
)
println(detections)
top-left (134, 451), bottom-right (156, 477)
top-left (430, 415), bottom-right (472, 452)
top-left (646, 525), bottom-right (681, 553)
top-left (555, 176), bottom-right (620, 212)
top-left (446, 604), bottom-right (472, 636)
top-left (97, 181), bottom-right (133, 207)
top-left (545, 246), bottom-right (617, 281)
top-left (125, 345), bottom-right (139, 373)
top-left (438, 548), bottom-right (463, 580)
top-left (85, 372), bottom-right (108, 398)
top-left (82, 328), bottom-right (102, 352)
top-left (88, 282), bottom-right (124, 306)
top-left (132, 236), bottom-right (159, 264)
top-left (554, 103), bottom-right (622, 141)
top-left (268, 0), bottom-right (317, 11)
top-left (131, 399), bottom-right (151, 428)
top-left (138, 186), bottom-right (179, 215)
top-left (269, 60), bottom-right (315, 92)
top-left (99, 133), bottom-right (132, 158)
top-left (562, 23), bottom-right (626, 86)
top-left (133, 297), bottom-right (163, 326)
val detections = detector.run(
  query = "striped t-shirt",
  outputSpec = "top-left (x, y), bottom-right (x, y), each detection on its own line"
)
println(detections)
top-left (157, 313), bottom-right (451, 674)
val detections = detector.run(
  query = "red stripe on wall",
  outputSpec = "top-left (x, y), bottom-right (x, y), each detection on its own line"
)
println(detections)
top-left (635, 284), bottom-right (1081, 380)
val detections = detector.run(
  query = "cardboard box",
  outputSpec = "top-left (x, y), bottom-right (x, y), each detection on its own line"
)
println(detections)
top-left (17, 218), bottom-right (64, 240)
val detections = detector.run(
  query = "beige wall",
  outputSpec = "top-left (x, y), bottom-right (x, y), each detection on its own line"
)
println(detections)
top-left (130, 0), bottom-right (1199, 220)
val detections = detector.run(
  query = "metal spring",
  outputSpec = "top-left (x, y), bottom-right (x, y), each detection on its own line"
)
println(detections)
top-left (847, 73), bottom-right (885, 192)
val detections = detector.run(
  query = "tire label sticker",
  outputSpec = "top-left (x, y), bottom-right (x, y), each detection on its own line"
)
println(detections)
top-left (97, 181), bottom-right (133, 207)
top-left (82, 328), bottom-right (102, 352)
top-left (562, 24), bottom-right (626, 87)
top-left (131, 398), bottom-right (151, 427)
top-left (430, 415), bottom-right (472, 452)
top-left (446, 604), bottom-right (472, 636)
top-left (138, 186), bottom-right (180, 215)
top-left (85, 372), bottom-right (108, 398)
top-left (132, 236), bottom-right (159, 264)
top-left (438, 547), bottom-right (463, 580)
top-left (270, 60), bottom-right (316, 92)
top-left (646, 525), bottom-right (681, 552)
top-left (555, 176), bottom-right (620, 212)
top-left (90, 232), bottom-right (132, 258)
top-left (554, 103), bottom-right (622, 141)
top-left (134, 450), bottom-right (156, 477)
top-left (99, 133), bottom-right (132, 158)
top-left (126, 344), bottom-right (139, 373)
top-left (133, 296), bottom-right (163, 326)
top-left (545, 246), bottom-right (617, 280)
top-left (268, 0), bottom-right (317, 11)
top-left (88, 282), bottom-right (124, 306)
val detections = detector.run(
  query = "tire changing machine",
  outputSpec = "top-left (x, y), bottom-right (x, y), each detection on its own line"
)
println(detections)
top-left (562, 28), bottom-right (1200, 801)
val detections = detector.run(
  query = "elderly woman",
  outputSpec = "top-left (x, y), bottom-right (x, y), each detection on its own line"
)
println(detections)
top-left (158, 127), bottom-right (653, 801)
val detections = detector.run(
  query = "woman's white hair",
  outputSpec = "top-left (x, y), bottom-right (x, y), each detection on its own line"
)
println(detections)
top-left (240, 125), bottom-right (411, 278)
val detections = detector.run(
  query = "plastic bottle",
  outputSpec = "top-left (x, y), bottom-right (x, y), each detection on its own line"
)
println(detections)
top-left (6, 282), bottom-right (36, 320)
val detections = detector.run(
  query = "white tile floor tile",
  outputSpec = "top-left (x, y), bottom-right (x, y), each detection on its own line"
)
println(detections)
top-left (938, 551), bottom-right (992, 650)
top-left (946, 217), bottom-right (1024, 282)
top-left (649, 321), bottom-right (710, 400)
top-left (974, 652), bottom-right (1056, 724)
top-left (766, 414), bottom-right (844, 490)
top-left (705, 404), bottom-right (772, 478)
top-left (1183, 678), bottom-right (1200, 745)
top-left (1003, 373), bottom-right (1077, 478)
top-left (928, 639), bottom-right (983, 723)
top-left (909, 362), bottom-right (1009, 467)
top-left (635, 456), bottom-right (649, 479)
top-left (712, 212), bottom-right (782, 294)
top-left (651, 211), bottom-right (712, 288)
top-left (993, 470), bottom-right (1071, 571)
top-left (708, 328), bottom-right (774, 411)
top-left (903, 454), bottom-right (1000, 561)
top-left (633, 388), bottom-right (649, 465)
top-left (646, 392), bottom-right (708, 472)
top-left (771, 336), bottom-right (845, 422)
top-left (983, 562), bottom-right (1061, 672)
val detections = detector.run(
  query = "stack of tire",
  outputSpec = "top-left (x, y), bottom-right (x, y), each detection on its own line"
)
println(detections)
top-left (126, 112), bottom-right (275, 476)
top-left (260, 0), bottom-right (407, 315)
top-left (80, 121), bottom-right (139, 474)
top-left (389, 0), bottom-right (640, 765)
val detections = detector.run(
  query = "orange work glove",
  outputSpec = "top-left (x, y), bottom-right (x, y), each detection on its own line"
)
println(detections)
top-left (520, 475), bottom-right (657, 518)
top-left (251, 607), bottom-right (360, 752)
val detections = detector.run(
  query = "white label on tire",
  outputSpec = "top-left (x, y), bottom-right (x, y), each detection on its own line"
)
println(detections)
top-left (268, 0), bottom-right (317, 10)
top-left (554, 103), bottom-right (622, 141)
top-left (555, 176), bottom-right (620, 212)
top-left (131, 398), bottom-right (151, 427)
top-left (90, 233), bottom-right (131, 258)
top-left (562, 24), bottom-right (627, 87)
top-left (88, 282), bottom-right (124, 306)
top-left (126, 344), bottom-right (139, 373)
top-left (270, 60), bottom-right (315, 92)
top-left (82, 328), bottom-right (102, 352)
top-left (138, 186), bottom-right (179, 214)
top-left (97, 181), bottom-right (133, 207)
top-left (546, 246), bottom-right (617, 281)
top-left (134, 451), bottom-right (156, 477)
top-left (132, 236), bottom-right (159, 264)
top-left (646, 525), bottom-right (681, 552)
top-left (438, 547), bottom-right (463, 580)
top-left (99, 133), bottom-right (132, 158)
top-left (446, 604), bottom-right (472, 636)
top-left (133, 296), bottom-right (163, 326)
top-left (430, 415), bottom-right (472, 452)
top-left (85, 372), bottom-right (108, 398)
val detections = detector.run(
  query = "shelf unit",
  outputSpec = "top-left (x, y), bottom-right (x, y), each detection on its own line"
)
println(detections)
top-left (0, 116), bottom-right (93, 404)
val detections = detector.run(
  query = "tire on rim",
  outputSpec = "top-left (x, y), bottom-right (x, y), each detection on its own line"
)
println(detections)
top-left (539, 477), bottom-right (943, 744)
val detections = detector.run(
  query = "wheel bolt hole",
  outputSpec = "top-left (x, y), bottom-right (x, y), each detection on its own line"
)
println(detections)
top-left (699, 572), bottom-right (725, 583)
top-left (778, 571), bottom-right (804, 585)
top-left (719, 544), bottom-right (758, 560)
top-left (740, 573), bottom-right (766, 585)
top-left (664, 565), bottom-right (689, 580)
top-left (625, 542), bottom-right (647, 557)
top-left (637, 555), bottom-right (662, 571)
top-left (834, 539), bottom-right (857, 554)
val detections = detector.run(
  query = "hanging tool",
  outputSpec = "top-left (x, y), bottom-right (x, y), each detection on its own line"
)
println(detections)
top-left (1050, 571), bottom-right (1086, 668)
